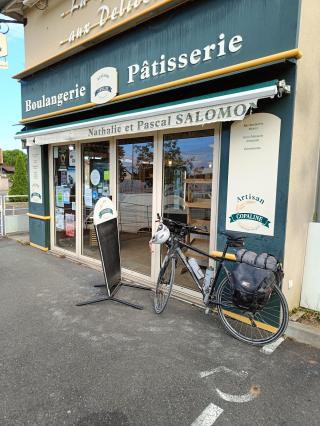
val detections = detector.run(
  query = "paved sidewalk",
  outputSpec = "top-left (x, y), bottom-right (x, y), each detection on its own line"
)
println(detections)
top-left (0, 239), bottom-right (319, 426)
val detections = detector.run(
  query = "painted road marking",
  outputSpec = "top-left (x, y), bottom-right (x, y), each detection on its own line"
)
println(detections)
top-left (191, 403), bottom-right (224, 426)
top-left (260, 337), bottom-right (285, 355)
top-left (216, 385), bottom-right (261, 403)
top-left (200, 366), bottom-right (248, 379)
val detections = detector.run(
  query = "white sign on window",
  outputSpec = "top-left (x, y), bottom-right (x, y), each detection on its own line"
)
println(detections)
top-left (29, 145), bottom-right (43, 204)
top-left (226, 113), bottom-right (281, 236)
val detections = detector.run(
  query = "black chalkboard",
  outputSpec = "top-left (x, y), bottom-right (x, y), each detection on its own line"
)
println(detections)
top-left (95, 218), bottom-right (121, 297)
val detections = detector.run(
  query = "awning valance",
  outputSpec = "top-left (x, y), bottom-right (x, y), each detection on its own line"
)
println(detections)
top-left (16, 80), bottom-right (287, 147)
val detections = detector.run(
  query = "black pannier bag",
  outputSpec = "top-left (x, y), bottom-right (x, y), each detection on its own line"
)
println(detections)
top-left (230, 263), bottom-right (277, 312)
top-left (231, 249), bottom-right (279, 312)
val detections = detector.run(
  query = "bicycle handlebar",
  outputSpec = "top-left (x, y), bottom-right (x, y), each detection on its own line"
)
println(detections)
top-left (160, 215), bottom-right (208, 235)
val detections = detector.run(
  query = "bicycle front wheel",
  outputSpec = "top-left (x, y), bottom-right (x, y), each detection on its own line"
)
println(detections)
top-left (216, 277), bottom-right (289, 346)
top-left (154, 255), bottom-right (175, 314)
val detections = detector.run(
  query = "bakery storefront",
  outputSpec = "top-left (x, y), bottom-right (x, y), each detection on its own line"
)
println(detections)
top-left (13, 0), bottom-right (307, 306)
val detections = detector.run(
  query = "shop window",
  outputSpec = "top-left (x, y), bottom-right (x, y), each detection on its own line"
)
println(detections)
top-left (163, 130), bottom-right (215, 291)
top-left (117, 137), bottom-right (154, 276)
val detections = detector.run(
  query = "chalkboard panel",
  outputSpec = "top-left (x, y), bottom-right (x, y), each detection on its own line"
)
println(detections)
top-left (95, 218), bottom-right (121, 297)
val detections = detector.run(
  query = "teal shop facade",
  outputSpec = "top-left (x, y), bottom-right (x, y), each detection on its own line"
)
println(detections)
top-left (13, 0), bottom-right (320, 310)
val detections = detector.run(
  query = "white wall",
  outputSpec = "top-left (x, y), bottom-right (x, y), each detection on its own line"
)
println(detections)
top-left (283, 0), bottom-right (320, 310)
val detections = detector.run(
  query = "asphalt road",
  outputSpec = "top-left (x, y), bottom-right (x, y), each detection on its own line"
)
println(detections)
top-left (0, 238), bottom-right (319, 426)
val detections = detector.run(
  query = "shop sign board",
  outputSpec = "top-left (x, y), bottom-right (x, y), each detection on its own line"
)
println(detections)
top-left (20, 0), bottom-right (300, 120)
top-left (93, 197), bottom-right (120, 296)
top-left (226, 113), bottom-right (281, 237)
top-left (59, 0), bottom-right (170, 47)
top-left (24, 0), bottom-right (188, 68)
top-left (29, 145), bottom-right (43, 204)
top-left (28, 96), bottom-right (266, 145)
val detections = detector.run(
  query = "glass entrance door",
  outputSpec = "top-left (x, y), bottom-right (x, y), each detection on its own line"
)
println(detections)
top-left (162, 130), bottom-right (216, 291)
top-left (53, 144), bottom-right (77, 252)
top-left (81, 141), bottom-right (110, 259)
top-left (117, 137), bottom-right (154, 276)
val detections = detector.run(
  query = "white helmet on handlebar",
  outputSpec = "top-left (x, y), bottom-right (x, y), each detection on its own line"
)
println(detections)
top-left (150, 223), bottom-right (170, 244)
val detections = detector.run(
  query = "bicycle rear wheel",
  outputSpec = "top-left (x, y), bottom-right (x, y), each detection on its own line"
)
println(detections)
top-left (154, 255), bottom-right (175, 314)
top-left (216, 277), bottom-right (289, 346)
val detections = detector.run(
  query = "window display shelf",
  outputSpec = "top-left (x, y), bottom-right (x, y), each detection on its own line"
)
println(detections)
top-left (189, 218), bottom-right (210, 229)
top-left (185, 200), bottom-right (211, 209)
top-left (185, 178), bottom-right (212, 184)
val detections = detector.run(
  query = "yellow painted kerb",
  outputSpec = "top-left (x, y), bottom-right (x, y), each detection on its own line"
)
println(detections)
top-left (19, 48), bottom-right (302, 124)
top-left (30, 242), bottom-right (49, 252)
top-left (222, 309), bottom-right (279, 334)
top-left (27, 213), bottom-right (51, 220)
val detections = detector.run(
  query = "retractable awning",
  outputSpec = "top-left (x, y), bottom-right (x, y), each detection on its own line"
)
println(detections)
top-left (16, 80), bottom-right (288, 147)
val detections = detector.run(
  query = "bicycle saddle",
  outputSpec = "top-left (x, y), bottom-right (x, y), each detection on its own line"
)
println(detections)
top-left (220, 230), bottom-right (246, 247)
top-left (220, 230), bottom-right (246, 239)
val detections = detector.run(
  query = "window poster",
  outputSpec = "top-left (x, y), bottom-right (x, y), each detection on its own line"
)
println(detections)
top-left (55, 207), bottom-right (64, 230)
top-left (85, 187), bottom-right (93, 207)
top-left (60, 170), bottom-right (67, 185)
top-left (226, 113), bottom-right (281, 236)
top-left (65, 214), bottom-right (75, 237)
top-left (56, 186), bottom-right (64, 207)
top-left (63, 187), bottom-right (71, 204)
top-left (58, 149), bottom-right (67, 169)
top-left (29, 145), bottom-right (43, 204)
top-left (67, 167), bottom-right (75, 185)
top-left (69, 150), bottom-right (76, 166)
top-left (102, 184), bottom-right (110, 197)
top-left (92, 189), bottom-right (98, 202)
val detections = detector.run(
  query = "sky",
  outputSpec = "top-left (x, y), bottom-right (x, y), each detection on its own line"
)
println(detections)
top-left (0, 14), bottom-right (25, 151)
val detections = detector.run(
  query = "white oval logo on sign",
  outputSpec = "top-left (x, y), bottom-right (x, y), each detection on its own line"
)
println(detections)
top-left (91, 67), bottom-right (118, 104)
top-left (93, 197), bottom-right (117, 225)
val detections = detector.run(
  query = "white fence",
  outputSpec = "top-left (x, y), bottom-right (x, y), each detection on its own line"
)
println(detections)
top-left (118, 194), bottom-right (152, 234)
top-left (0, 195), bottom-right (29, 236)
top-left (301, 222), bottom-right (320, 312)
top-left (0, 196), bottom-right (4, 236)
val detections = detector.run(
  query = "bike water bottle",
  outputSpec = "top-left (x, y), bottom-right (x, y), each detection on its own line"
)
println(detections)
top-left (203, 267), bottom-right (215, 305)
top-left (188, 258), bottom-right (204, 280)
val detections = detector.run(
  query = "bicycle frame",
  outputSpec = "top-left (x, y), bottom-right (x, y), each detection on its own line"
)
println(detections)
top-left (165, 235), bottom-right (232, 306)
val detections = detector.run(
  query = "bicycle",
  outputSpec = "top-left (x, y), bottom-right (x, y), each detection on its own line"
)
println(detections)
top-left (152, 216), bottom-right (289, 346)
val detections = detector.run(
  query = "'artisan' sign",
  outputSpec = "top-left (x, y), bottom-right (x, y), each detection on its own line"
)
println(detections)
top-left (226, 113), bottom-right (281, 236)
